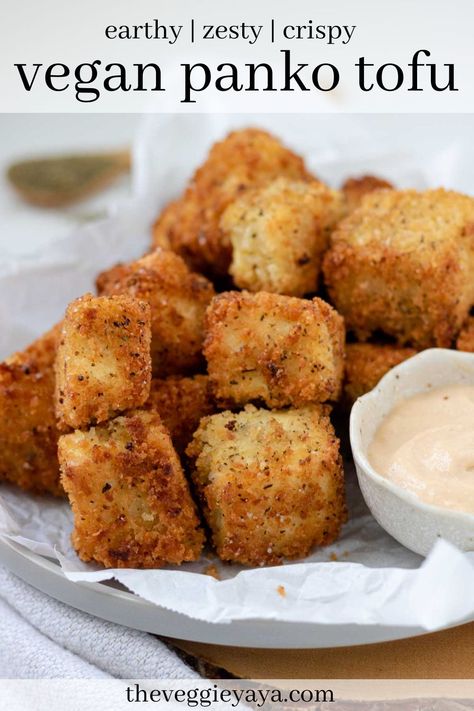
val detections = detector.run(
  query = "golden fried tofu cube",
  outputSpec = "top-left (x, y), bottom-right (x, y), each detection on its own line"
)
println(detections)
top-left (457, 316), bottom-right (474, 352)
top-left (144, 375), bottom-right (215, 457)
top-left (341, 175), bottom-right (393, 213)
top-left (204, 291), bottom-right (345, 407)
top-left (152, 128), bottom-right (313, 276)
top-left (344, 343), bottom-right (417, 407)
top-left (55, 294), bottom-right (151, 430)
top-left (187, 404), bottom-right (346, 566)
top-left (58, 410), bottom-right (204, 568)
top-left (96, 248), bottom-right (215, 377)
top-left (221, 178), bottom-right (344, 296)
top-left (323, 189), bottom-right (474, 348)
top-left (0, 325), bottom-right (63, 496)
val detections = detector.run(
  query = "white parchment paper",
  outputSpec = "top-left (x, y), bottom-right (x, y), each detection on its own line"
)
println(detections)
top-left (0, 114), bottom-right (473, 629)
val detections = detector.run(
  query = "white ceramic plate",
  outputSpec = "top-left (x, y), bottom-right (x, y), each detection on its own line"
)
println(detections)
top-left (1, 535), bottom-right (471, 648)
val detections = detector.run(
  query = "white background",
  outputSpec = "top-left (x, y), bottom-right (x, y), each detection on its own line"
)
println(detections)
top-left (1, 0), bottom-right (473, 112)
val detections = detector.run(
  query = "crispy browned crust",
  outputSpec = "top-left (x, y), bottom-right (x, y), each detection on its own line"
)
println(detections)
top-left (96, 248), bottom-right (215, 377)
top-left (152, 128), bottom-right (314, 277)
top-left (0, 324), bottom-right (63, 496)
top-left (343, 343), bottom-right (418, 407)
top-left (187, 404), bottom-right (346, 566)
top-left (222, 178), bottom-right (344, 296)
top-left (59, 409), bottom-right (204, 568)
top-left (144, 375), bottom-right (216, 457)
top-left (342, 175), bottom-right (393, 213)
top-left (323, 189), bottom-right (474, 348)
top-left (55, 294), bottom-right (152, 430)
top-left (456, 316), bottom-right (474, 352)
top-left (7, 322), bottom-right (63, 370)
top-left (204, 291), bottom-right (345, 408)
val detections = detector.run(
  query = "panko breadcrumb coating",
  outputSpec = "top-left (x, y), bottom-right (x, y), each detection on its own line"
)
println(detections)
top-left (344, 342), bottom-right (417, 407)
top-left (144, 375), bottom-right (216, 457)
top-left (96, 248), bottom-right (215, 377)
top-left (59, 409), bottom-right (204, 568)
top-left (456, 316), bottom-right (474, 352)
top-left (152, 128), bottom-right (314, 276)
top-left (323, 189), bottom-right (474, 348)
top-left (222, 178), bottom-right (344, 296)
top-left (9, 323), bottom-right (62, 371)
top-left (342, 175), bottom-right (393, 213)
top-left (0, 324), bottom-right (63, 496)
top-left (204, 291), bottom-right (345, 408)
top-left (55, 294), bottom-right (151, 430)
top-left (187, 404), bottom-right (346, 566)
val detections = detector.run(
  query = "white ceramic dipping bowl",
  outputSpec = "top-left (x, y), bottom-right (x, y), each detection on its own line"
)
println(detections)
top-left (350, 348), bottom-right (474, 557)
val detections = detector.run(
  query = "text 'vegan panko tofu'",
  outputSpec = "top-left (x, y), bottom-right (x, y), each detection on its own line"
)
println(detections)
top-left (59, 409), bottom-right (204, 568)
top-left (187, 404), bottom-right (346, 566)
top-left (204, 291), bottom-right (345, 407)
top-left (96, 248), bottom-right (215, 377)
top-left (55, 294), bottom-right (151, 430)
top-left (0, 324), bottom-right (63, 496)
top-left (222, 178), bottom-right (344, 297)
top-left (152, 128), bottom-right (313, 276)
top-left (323, 189), bottom-right (474, 348)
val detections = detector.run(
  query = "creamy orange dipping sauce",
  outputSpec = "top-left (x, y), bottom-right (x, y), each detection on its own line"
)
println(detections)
top-left (368, 385), bottom-right (474, 514)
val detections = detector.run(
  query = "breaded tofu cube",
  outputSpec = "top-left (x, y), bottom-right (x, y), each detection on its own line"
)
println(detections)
top-left (55, 294), bottom-right (151, 430)
top-left (341, 175), bottom-right (393, 213)
top-left (457, 316), bottom-right (474, 352)
top-left (344, 343), bottom-right (417, 407)
top-left (221, 178), bottom-right (344, 296)
top-left (187, 404), bottom-right (346, 566)
top-left (152, 128), bottom-right (314, 276)
top-left (58, 409), bottom-right (204, 568)
top-left (204, 291), bottom-right (345, 407)
top-left (144, 375), bottom-right (216, 457)
top-left (96, 248), bottom-right (215, 377)
top-left (0, 325), bottom-right (63, 496)
top-left (323, 189), bottom-right (474, 348)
